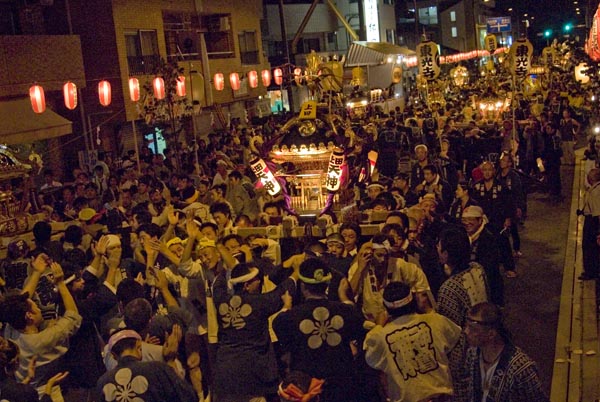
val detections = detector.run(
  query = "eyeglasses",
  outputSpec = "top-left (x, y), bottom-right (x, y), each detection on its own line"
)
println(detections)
top-left (466, 317), bottom-right (495, 327)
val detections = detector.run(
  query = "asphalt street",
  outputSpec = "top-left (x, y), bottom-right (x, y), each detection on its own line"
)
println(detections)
top-left (503, 164), bottom-right (575, 393)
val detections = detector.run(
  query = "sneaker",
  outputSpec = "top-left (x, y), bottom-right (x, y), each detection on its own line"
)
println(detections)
top-left (506, 270), bottom-right (518, 278)
top-left (513, 251), bottom-right (523, 258)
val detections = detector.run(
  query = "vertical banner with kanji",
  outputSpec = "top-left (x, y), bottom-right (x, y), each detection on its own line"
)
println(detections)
top-left (416, 41), bottom-right (441, 81)
top-left (250, 157), bottom-right (281, 196)
top-left (485, 34), bottom-right (497, 53)
top-left (325, 148), bottom-right (345, 192)
top-left (510, 38), bottom-right (533, 79)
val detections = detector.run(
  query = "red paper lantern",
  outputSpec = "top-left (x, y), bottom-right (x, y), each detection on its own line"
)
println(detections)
top-left (230, 73), bottom-right (241, 91)
top-left (153, 77), bottom-right (165, 100)
top-left (29, 85), bottom-right (46, 114)
top-left (128, 78), bottom-right (140, 102)
top-left (261, 69), bottom-right (271, 87)
top-left (98, 80), bottom-right (111, 107)
top-left (248, 70), bottom-right (258, 88)
top-left (214, 73), bottom-right (225, 91)
top-left (274, 68), bottom-right (283, 85)
top-left (294, 67), bottom-right (303, 85)
top-left (176, 76), bottom-right (186, 97)
top-left (63, 81), bottom-right (77, 110)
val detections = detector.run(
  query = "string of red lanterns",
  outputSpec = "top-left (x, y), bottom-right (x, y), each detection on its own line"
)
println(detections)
top-left (28, 74), bottom-right (190, 113)
top-left (210, 67), bottom-right (310, 91)
top-left (28, 46), bottom-right (512, 114)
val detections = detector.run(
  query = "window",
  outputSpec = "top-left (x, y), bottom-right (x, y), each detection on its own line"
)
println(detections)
top-left (202, 14), bottom-right (234, 58)
top-left (238, 30), bottom-right (259, 65)
top-left (418, 7), bottom-right (438, 25)
top-left (163, 11), bottom-right (201, 61)
top-left (451, 27), bottom-right (458, 37)
top-left (125, 30), bottom-right (160, 75)
top-left (450, 11), bottom-right (456, 22)
top-left (386, 29), bottom-right (396, 44)
top-left (297, 38), bottom-right (320, 54)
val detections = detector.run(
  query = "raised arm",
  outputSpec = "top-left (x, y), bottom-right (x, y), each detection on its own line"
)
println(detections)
top-left (51, 262), bottom-right (78, 314)
top-left (21, 253), bottom-right (49, 297)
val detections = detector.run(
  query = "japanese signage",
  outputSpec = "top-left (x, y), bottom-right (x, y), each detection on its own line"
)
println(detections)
top-left (416, 41), bottom-right (440, 81)
top-left (485, 34), bottom-right (497, 53)
top-left (249, 157), bottom-right (281, 196)
top-left (325, 148), bottom-right (345, 192)
top-left (299, 100), bottom-right (317, 120)
top-left (486, 17), bottom-right (511, 33)
top-left (510, 38), bottom-right (533, 79)
top-left (364, 0), bottom-right (380, 42)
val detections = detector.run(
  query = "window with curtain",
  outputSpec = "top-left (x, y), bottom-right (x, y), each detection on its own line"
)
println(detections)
top-left (238, 30), bottom-right (259, 65)
top-left (125, 30), bottom-right (160, 75)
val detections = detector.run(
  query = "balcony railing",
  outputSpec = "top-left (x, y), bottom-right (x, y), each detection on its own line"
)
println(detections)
top-left (127, 55), bottom-right (161, 75)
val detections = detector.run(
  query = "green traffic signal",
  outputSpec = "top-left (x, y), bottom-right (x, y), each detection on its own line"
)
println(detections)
top-left (564, 23), bottom-right (573, 32)
top-left (544, 29), bottom-right (552, 38)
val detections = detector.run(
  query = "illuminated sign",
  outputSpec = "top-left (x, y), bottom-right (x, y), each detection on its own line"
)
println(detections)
top-left (365, 0), bottom-right (379, 42)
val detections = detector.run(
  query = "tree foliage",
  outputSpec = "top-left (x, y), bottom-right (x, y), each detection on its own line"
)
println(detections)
top-left (140, 58), bottom-right (193, 146)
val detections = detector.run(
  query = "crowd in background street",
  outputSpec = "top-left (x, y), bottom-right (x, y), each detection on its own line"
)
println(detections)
top-left (1, 53), bottom-right (599, 402)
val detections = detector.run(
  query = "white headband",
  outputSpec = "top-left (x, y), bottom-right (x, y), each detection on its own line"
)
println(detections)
top-left (372, 239), bottom-right (391, 251)
top-left (383, 292), bottom-right (413, 309)
top-left (228, 267), bottom-right (260, 290)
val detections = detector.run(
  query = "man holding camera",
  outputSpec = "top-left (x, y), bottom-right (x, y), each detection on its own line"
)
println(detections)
top-left (579, 168), bottom-right (600, 280)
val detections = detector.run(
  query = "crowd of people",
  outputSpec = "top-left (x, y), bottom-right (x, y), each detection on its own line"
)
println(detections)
top-left (0, 51), bottom-right (596, 402)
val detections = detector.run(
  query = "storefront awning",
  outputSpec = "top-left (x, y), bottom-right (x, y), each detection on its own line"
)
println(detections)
top-left (0, 98), bottom-right (72, 145)
top-left (345, 41), bottom-right (416, 67)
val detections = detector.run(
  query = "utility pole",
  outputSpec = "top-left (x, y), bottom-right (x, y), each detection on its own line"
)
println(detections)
top-left (278, 0), bottom-right (295, 113)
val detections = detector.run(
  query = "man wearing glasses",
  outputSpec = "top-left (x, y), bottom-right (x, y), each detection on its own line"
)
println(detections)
top-left (464, 302), bottom-right (549, 402)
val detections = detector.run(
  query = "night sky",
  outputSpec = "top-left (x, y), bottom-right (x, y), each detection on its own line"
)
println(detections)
top-left (494, 0), bottom-right (596, 37)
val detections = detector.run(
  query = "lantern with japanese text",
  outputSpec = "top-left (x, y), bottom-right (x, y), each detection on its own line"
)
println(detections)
top-left (128, 78), bottom-right (140, 102)
top-left (230, 73), bottom-right (241, 91)
top-left (575, 63), bottom-right (591, 84)
top-left (176, 76), bottom-right (186, 97)
top-left (274, 68), bottom-right (283, 85)
top-left (214, 73), bottom-right (225, 91)
top-left (153, 77), bottom-right (165, 100)
top-left (294, 67), bottom-right (303, 85)
top-left (416, 40), bottom-right (440, 81)
top-left (29, 85), bottom-right (46, 114)
top-left (261, 69), bottom-right (271, 87)
top-left (98, 80), bottom-right (111, 107)
top-left (485, 34), bottom-right (497, 53)
top-left (510, 38), bottom-right (533, 79)
top-left (250, 157), bottom-right (281, 196)
top-left (325, 148), bottom-right (345, 192)
top-left (248, 70), bottom-right (258, 88)
top-left (63, 81), bottom-right (77, 110)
